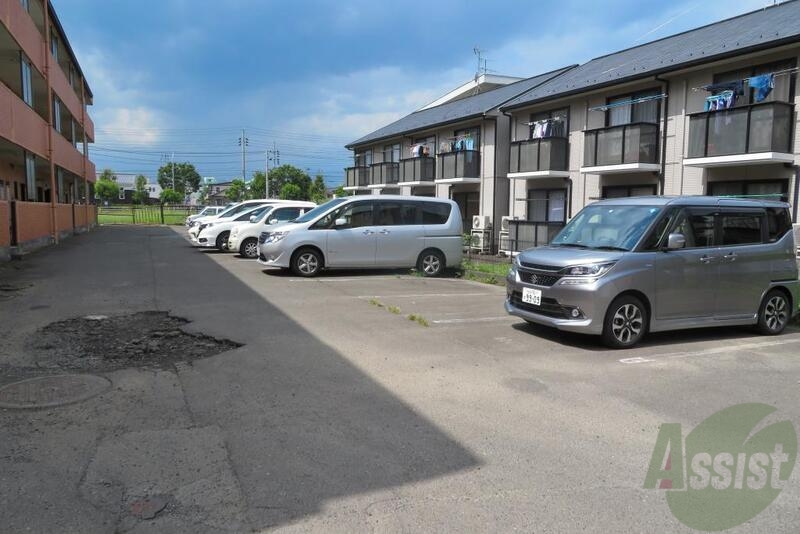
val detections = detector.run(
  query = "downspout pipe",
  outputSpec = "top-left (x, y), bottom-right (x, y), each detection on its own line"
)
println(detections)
top-left (792, 165), bottom-right (799, 222)
top-left (655, 75), bottom-right (670, 196)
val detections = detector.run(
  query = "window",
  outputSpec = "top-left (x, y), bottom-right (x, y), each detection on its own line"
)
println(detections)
top-left (670, 210), bottom-right (716, 249)
top-left (453, 127), bottom-right (479, 152)
top-left (52, 97), bottom-right (62, 132)
top-left (50, 33), bottom-right (58, 61)
top-left (642, 208), bottom-right (681, 250)
top-left (24, 151), bottom-right (36, 201)
top-left (552, 205), bottom-right (663, 251)
top-left (20, 0), bottom-right (30, 12)
top-left (529, 107), bottom-right (568, 139)
top-left (383, 143), bottom-right (400, 163)
top-left (721, 212), bottom-right (763, 246)
top-left (607, 88), bottom-right (661, 126)
top-left (712, 58), bottom-right (796, 107)
top-left (270, 207), bottom-right (302, 222)
top-left (20, 54), bottom-right (33, 106)
top-left (602, 184), bottom-right (657, 199)
top-left (413, 136), bottom-right (436, 157)
top-left (766, 208), bottom-right (792, 242)
top-left (526, 189), bottom-right (566, 223)
top-left (332, 202), bottom-right (373, 229)
top-left (56, 168), bottom-right (64, 203)
top-left (708, 180), bottom-right (788, 202)
top-left (374, 201), bottom-right (418, 226)
top-left (355, 149), bottom-right (372, 167)
top-left (421, 202), bottom-right (451, 225)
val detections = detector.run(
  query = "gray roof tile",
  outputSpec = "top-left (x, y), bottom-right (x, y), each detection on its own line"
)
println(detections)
top-left (346, 66), bottom-right (576, 148)
top-left (502, 0), bottom-right (800, 110)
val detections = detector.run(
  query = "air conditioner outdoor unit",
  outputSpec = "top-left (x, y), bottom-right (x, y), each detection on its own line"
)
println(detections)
top-left (500, 215), bottom-right (514, 232)
top-left (470, 230), bottom-right (491, 253)
top-left (498, 231), bottom-right (512, 254)
top-left (472, 215), bottom-right (491, 230)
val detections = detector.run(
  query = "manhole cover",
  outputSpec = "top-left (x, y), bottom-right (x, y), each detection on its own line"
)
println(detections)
top-left (0, 374), bottom-right (111, 409)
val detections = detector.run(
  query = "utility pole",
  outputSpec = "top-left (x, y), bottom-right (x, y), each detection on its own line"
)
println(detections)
top-left (238, 129), bottom-right (249, 182)
top-left (267, 142), bottom-right (280, 199)
top-left (171, 151), bottom-right (175, 191)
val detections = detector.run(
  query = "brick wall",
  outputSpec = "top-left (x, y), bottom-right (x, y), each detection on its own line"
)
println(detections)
top-left (14, 201), bottom-right (52, 244)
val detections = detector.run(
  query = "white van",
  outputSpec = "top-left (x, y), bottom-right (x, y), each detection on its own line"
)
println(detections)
top-left (227, 201), bottom-right (316, 258)
top-left (257, 195), bottom-right (463, 277)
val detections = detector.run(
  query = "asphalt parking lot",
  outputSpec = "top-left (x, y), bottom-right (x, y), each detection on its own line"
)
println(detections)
top-left (2, 225), bottom-right (799, 533)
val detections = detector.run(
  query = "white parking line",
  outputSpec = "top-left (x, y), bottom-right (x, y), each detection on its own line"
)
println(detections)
top-left (619, 336), bottom-right (800, 364)
top-left (431, 316), bottom-right (511, 325)
top-left (357, 293), bottom-right (495, 299)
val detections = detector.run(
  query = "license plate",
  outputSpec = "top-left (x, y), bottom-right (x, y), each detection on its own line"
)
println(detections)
top-left (522, 287), bottom-right (542, 306)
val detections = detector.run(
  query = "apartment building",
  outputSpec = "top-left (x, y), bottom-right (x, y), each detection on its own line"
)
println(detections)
top-left (500, 1), bottom-right (800, 251)
top-left (344, 69), bottom-right (574, 241)
top-left (0, 0), bottom-right (95, 259)
top-left (347, 1), bottom-right (800, 253)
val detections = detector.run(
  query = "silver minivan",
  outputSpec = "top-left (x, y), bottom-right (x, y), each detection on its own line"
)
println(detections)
top-left (257, 195), bottom-right (463, 277)
top-left (506, 196), bottom-right (799, 348)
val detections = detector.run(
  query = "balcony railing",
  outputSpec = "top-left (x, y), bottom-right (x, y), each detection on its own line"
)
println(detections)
top-left (687, 101), bottom-right (794, 159)
top-left (510, 137), bottom-right (568, 174)
top-left (369, 162), bottom-right (399, 186)
top-left (583, 122), bottom-right (659, 167)
top-left (400, 156), bottom-right (436, 182)
top-left (437, 150), bottom-right (480, 180)
top-left (345, 166), bottom-right (369, 188)
top-left (507, 220), bottom-right (564, 252)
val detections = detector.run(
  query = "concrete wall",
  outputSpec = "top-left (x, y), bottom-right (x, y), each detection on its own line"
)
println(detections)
top-left (14, 200), bottom-right (50, 246)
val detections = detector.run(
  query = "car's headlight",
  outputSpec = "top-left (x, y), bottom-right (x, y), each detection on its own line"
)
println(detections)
top-left (558, 262), bottom-right (616, 284)
top-left (265, 231), bottom-right (289, 244)
top-left (508, 255), bottom-right (520, 277)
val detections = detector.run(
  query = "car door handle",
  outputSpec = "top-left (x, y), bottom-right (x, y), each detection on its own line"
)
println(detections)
top-left (723, 252), bottom-right (737, 262)
top-left (379, 229), bottom-right (390, 235)
top-left (699, 255), bottom-right (716, 264)
top-left (362, 229), bottom-right (374, 236)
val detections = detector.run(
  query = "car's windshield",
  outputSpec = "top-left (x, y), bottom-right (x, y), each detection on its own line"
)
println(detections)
top-left (550, 204), bottom-right (663, 251)
top-left (292, 198), bottom-right (349, 224)
top-left (215, 203), bottom-right (242, 219)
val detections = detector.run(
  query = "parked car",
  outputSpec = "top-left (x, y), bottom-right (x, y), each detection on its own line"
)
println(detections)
top-left (185, 205), bottom-right (228, 227)
top-left (506, 196), bottom-right (799, 349)
top-left (257, 195), bottom-right (463, 277)
top-left (187, 199), bottom-right (297, 238)
top-left (228, 201), bottom-right (316, 258)
top-left (193, 205), bottom-right (272, 250)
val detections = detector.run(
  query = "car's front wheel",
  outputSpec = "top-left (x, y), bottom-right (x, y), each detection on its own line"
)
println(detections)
top-left (756, 289), bottom-right (790, 335)
top-left (602, 295), bottom-right (648, 349)
top-left (291, 248), bottom-right (322, 277)
top-left (215, 231), bottom-right (230, 251)
top-left (240, 238), bottom-right (259, 259)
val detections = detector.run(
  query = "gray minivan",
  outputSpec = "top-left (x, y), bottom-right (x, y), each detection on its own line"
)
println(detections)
top-left (506, 196), bottom-right (799, 348)
top-left (257, 195), bottom-right (463, 277)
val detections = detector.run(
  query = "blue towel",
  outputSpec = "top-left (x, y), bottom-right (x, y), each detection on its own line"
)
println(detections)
top-left (749, 74), bottom-right (774, 102)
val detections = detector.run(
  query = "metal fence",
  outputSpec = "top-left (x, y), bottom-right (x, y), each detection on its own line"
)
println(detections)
top-left (98, 204), bottom-right (202, 225)
top-left (504, 220), bottom-right (564, 252)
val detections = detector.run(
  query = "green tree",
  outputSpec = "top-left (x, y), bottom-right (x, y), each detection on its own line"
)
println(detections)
top-left (132, 174), bottom-right (148, 204)
top-left (268, 165), bottom-right (312, 200)
top-left (248, 171), bottom-right (266, 199)
top-left (225, 178), bottom-right (248, 202)
top-left (279, 183), bottom-right (303, 200)
top-left (159, 188), bottom-right (183, 204)
top-left (332, 185), bottom-right (347, 198)
top-left (157, 162), bottom-right (201, 194)
top-left (308, 174), bottom-right (327, 204)
top-left (94, 168), bottom-right (119, 203)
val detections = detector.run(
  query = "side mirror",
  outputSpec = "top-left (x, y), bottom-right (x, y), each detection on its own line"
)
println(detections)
top-left (249, 216), bottom-right (258, 223)
top-left (666, 233), bottom-right (686, 250)
top-left (268, 218), bottom-right (278, 225)
top-left (335, 218), bottom-right (348, 228)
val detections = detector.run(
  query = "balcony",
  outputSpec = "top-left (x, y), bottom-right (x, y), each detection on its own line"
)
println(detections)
top-left (368, 162), bottom-right (399, 189)
top-left (400, 156), bottom-right (436, 184)
top-left (581, 122), bottom-right (660, 174)
top-left (684, 101), bottom-right (794, 168)
top-left (509, 137), bottom-right (569, 179)
top-left (344, 166), bottom-right (369, 189)
top-left (436, 150), bottom-right (481, 184)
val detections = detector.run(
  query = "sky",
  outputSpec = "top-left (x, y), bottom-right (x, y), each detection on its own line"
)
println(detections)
top-left (54, 0), bottom-right (774, 187)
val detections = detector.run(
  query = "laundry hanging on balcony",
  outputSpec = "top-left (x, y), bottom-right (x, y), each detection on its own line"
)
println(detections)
top-left (749, 74), bottom-right (775, 102)
top-left (527, 117), bottom-right (565, 139)
top-left (588, 94), bottom-right (667, 112)
top-left (699, 80), bottom-right (746, 97)
top-left (409, 144), bottom-right (431, 157)
top-left (440, 133), bottom-right (475, 153)
top-left (704, 90), bottom-right (736, 111)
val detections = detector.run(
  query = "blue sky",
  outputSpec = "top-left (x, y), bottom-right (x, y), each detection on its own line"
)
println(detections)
top-left (55, 0), bottom-right (771, 186)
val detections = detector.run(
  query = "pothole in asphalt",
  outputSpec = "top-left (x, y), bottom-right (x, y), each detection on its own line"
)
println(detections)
top-left (26, 311), bottom-right (243, 372)
top-left (0, 374), bottom-right (112, 409)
